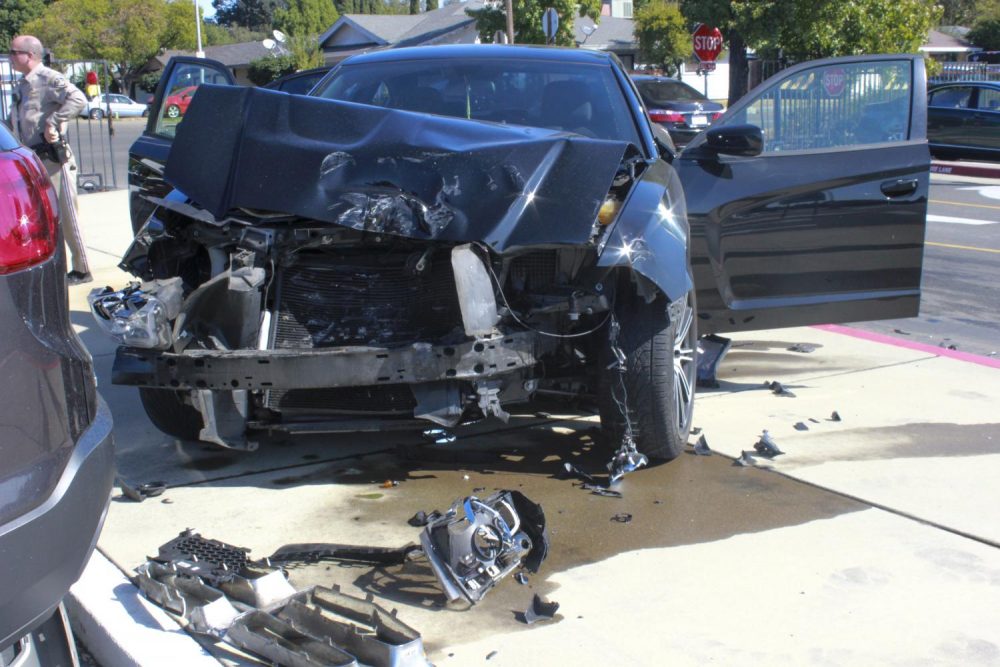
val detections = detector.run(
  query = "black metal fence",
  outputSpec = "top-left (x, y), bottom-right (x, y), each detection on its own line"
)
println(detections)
top-left (0, 56), bottom-right (120, 192)
top-left (930, 61), bottom-right (1000, 83)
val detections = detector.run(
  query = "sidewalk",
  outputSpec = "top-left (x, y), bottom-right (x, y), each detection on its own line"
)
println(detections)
top-left (66, 190), bottom-right (1000, 666)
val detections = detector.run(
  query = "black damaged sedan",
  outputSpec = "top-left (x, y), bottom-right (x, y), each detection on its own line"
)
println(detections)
top-left (110, 46), bottom-right (929, 462)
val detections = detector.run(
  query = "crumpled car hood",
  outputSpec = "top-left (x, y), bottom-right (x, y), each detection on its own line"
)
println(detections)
top-left (164, 85), bottom-right (630, 252)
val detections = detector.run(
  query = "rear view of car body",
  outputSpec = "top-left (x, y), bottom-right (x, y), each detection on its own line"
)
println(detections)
top-left (0, 124), bottom-right (115, 656)
top-left (631, 75), bottom-right (724, 146)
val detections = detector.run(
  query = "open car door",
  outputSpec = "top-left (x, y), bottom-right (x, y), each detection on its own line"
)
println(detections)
top-left (129, 57), bottom-right (236, 233)
top-left (677, 55), bottom-right (928, 335)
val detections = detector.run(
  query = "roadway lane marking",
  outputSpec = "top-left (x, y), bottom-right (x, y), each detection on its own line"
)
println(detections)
top-left (927, 241), bottom-right (1000, 254)
top-left (929, 199), bottom-right (1000, 211)
top-left (926, 214), bottom-right (998, 225)
top-left (958, 185), bottom-right (1000, 201)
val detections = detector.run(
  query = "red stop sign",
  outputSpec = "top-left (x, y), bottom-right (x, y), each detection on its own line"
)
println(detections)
top-left (692, 24), bottom-right (724, 63)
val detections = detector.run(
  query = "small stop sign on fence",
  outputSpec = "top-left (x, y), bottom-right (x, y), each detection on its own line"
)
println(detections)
top-left (692, 24), bottom-right (724, 63)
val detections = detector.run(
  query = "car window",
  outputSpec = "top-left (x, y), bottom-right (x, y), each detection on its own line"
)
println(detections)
top-left (929, 86), bottom-right (973, 108)
top-left (279, 73), bottom-right (325, 95)
top-left (636, 80), bottom-right (705, 105)
top-left (721, 60), bottom-right (911, 152)
top-left (975, 87), bottom-right (1000, 111)
top-left (154, 64), bottom-right (230, 138)
top-left (314, 59), bottom-right (642, 145)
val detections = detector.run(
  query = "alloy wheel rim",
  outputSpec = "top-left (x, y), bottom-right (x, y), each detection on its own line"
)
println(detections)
top-left (672, 294), bottom-right (696, 434)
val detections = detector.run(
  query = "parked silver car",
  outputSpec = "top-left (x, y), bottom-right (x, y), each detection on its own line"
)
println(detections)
top-left (81, 93), bottom-right (147, 119)
top-left (0, 121), bottom-right (114, 664)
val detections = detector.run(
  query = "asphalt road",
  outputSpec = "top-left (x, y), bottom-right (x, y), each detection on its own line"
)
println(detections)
top-left (852, 174), bottom-right (1000, 358)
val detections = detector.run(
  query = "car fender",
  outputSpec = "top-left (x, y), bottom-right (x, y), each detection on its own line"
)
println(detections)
top-left (597, 158), bottom-right (692, 302)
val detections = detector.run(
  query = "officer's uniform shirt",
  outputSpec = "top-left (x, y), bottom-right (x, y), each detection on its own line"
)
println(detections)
top-left (12, 64), bottom-right (87, 149)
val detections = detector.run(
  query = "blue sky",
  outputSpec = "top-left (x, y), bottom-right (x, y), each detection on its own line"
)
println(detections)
top-left (197, 0), bottom-right (216, 20)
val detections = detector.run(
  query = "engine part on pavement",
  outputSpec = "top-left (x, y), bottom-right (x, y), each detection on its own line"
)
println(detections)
top-left (696, 334), bottom-right (732, 388)
top-left (692, 434), bottom-right (712, 456)
top-left (518, 594), bottom-right (560, 625)
top-left (754, 430), bottom-right (784, 458)
top-left (420, 490), bottom-right (548, 603)
top-left (88, 279), bottom-right (182, 349)
top-left (151, 529), bottom-right (252, 586)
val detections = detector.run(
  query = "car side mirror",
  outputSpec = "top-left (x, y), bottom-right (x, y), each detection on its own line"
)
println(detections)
top-left (704, 124), bottom-right (764, 157)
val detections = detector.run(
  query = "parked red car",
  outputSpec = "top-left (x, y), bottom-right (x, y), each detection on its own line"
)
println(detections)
top-left (164, 85), bottom-right (198, 119)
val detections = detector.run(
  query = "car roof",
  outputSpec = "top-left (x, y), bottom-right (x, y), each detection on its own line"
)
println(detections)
top-left (341, 44), bottom-right (616, 66)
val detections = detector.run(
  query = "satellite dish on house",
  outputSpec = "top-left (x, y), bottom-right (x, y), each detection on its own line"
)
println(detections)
top-left (262, 38), bottom-right (276, 50)
top-left (273, 30), bottom-right (287, 43)
top-left (581, 25), bottom-right (597, 36)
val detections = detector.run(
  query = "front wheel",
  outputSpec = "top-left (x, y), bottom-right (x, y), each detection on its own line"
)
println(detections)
top-left (165, 104), bottom-right (181, 119)
top-left (599, 284), bottom-right (698, 461)
top-left (138, 387), bottom-right (203, 441)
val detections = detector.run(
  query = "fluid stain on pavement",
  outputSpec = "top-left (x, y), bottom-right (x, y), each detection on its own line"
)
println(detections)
top-left (274, 419), bottom-right (867, 650)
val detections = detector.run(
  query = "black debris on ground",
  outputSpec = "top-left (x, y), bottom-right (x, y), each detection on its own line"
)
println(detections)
top-left (809, 418), bottom-right (821, 424)
top-left (486, 650), bottom-right (499, 660)
top-left (584, 485), bottom-right (623, 499)
top-left (787, 343), bottom-right (817, 353)
top-left (691, 426), bottom-right (702, 435)
top-left (754, 430), bottom-right (785, 458)
top-left (561, 462), bottom-right (598, 485)
top-left (610, 513), bottom-right (633, 524)
top-left (515, 572), bottom-right (529, 586)
top-left (765, 380), bottom-right (796, 397)
top-left (407, 510), bottom-right (442, 527)
top-left (421, 428), bottom-right (456, 445)
top-left (692, 434), bottom-right (712, 456)
top-left (830, 411), bottom-right (842, 422)
top-left (117, 479), bottom-right (167, 502)
top-left (518, 594), bottom-right (560, 625)
top-left (894, 328), bottom-right (910, 335)
top-left (734, 451), bottom-right (758, 467)
top-left (794, 422), bottom-right (809, 431)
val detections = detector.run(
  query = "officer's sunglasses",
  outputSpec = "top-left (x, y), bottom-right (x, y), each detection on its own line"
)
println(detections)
top-left (8, 49), bottom-right (31, 56)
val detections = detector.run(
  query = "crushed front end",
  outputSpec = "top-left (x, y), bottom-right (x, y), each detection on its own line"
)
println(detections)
top-left (100, 86), bottom-right (650, 449)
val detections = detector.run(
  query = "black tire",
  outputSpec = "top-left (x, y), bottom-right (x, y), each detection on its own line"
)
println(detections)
top-left (599, 283), bottom-right (698, 461)
top-left (165, 104), bottom-right (181, 119)
top-left (89, 108), bottom-right (103, 120)
top-left (138, 387), bottom-right (203, 440)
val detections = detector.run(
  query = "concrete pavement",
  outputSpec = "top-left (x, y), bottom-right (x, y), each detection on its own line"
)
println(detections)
top-left (66, 189), bottom-right (1000, 666)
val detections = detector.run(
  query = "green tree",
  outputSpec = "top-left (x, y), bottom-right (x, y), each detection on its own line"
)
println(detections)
top-left (24, 0), bottom-right (195, 91)
top-left (247, 52), bottom-right (296, 84)
top-left (969, 17), bottom-right (1000, 49)
top-left (634, 1), bottom-right (688, 74)
top-left (212, 0), bottom-right (285, 30)
top-left (681, 0), bottom-right (941, 106)
top-left (274, 0), bottom-right (337, 34)
top-left (0, 0), bottom-right (48, 51)
top-left (201, 22), bottom-right (269, 45)
top-left (467, 0), bottom-right (601, 46)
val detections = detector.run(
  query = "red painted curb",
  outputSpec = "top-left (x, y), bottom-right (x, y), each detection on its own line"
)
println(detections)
top-left (814, 324), bottom-right (1000, 369)
top-left (930, 161), bottom-right (1000, 179)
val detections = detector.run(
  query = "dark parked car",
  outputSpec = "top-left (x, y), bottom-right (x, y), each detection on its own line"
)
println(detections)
top-left (263, 66), bottom-right (331, 95)
top-left (927, 81), bottom-right (1000, 160)
top-left (631, 75), bottom-right (724, 147)
top-left (114, 47), bottom-right (927, 463)
top-left (0, 120), bottom-right (114, 662)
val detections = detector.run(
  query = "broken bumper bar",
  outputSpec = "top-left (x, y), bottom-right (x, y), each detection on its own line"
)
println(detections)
top-left (112, 332), bottom-right (540, 390)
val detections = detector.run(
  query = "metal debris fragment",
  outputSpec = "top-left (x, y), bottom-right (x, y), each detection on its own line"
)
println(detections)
top-left (793, 422), bottom-right (809, 431)
top-left (268, 543), bottom-right (420, 567)
top-left (809, 418), bottom-right (821, 424)
top-left (830, 411), bottom-right (842, 422)
top-left (486, 650), bottom-right (499, 660)
top-left (515, 572), bottom-right (529, 586)
top-left (610, 513), bottom-right (633, 524)
top-left (152, 530), bottom-right (251, 585)
top-left (118, 478), bottom-right (167, 502)
top-left (605, 315), bottom-right (649, 485)
top-left (696, 334), bottom-right (733, 388)
top-left (734, 451), bottom-right (758, 467)
top-left (693, 434), bottom-right (712, 456)
top-left (754, 430), bottom-right (784, 458)
top-left (421, 428), bottom-right (456, 445)
top-left (893, 328), bottom-right (910, 335)
top-left (691, 426), bottom-right (702, 435)
top-left (420, 490), bottom-right (548, 603)
top-left (584, 485), bottom-right (623, 499)
top-left (562, 462), bottom-right (598, 485)
top-left (766, 380), bottom-right (796, 397)
top-left (519, 594), bottom-right (560, 625)
top-left (787, 343), bottom-right (817, 353)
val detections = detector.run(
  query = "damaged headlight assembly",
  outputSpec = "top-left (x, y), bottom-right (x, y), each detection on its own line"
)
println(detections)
top-left (88, 278), bottom-right (183, 350)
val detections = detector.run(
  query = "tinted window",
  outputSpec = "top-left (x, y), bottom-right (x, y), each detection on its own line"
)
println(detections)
top-left (314, 59), bottom-right (641, 145)
top-left (635, 80), bottom-right (705, 105)
top-left (279, 72), bottom-right (325, 95)
top-left (975, 87), bottom-right (1000, 111)
top-left (929, 86), bottom-right (973, 108)
top-left (722, 60), bottom-right (911, 152)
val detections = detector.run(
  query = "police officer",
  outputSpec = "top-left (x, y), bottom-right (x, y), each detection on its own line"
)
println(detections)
top-left (8, 35), bottom-right (91, 285)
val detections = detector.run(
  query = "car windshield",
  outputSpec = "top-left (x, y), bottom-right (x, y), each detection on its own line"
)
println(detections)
top-left (313, 58), bottom-right (642, 145)
top-left (636, 80), bottom-right (706, 105)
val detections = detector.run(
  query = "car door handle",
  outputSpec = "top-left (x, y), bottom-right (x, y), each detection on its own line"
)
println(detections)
top-left (881, 178), bottom-right (919, 198)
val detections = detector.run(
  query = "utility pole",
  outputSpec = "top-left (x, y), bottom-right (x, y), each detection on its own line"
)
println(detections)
top-left (195, 2), bottom-right (205, 58)
top-left (505, 0), bottom-right (514, 44)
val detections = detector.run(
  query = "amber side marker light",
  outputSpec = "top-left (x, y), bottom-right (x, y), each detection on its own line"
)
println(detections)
top-left (598, 197), bottom-right (621, 225)
top-left (0, 149), bottom-right (58, 275)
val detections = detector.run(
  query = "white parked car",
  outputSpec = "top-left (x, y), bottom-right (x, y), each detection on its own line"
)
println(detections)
top-left (81, 93), bottom-right (148, 119)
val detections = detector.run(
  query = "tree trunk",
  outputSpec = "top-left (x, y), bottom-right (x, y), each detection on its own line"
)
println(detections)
top-left (727, 31), bottom-right (747, 107)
